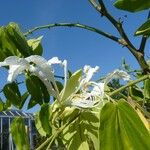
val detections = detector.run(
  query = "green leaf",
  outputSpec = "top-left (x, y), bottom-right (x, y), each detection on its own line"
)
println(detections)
top-left (62, 110), bottom-right (99, 150)
top-left (3, 82), bottom-right (21, 107)
top-left (27, 36), bottom-right (43, 55)
top-left (122, 58), bottom-right (130, 71)
top-left (5, 22), bottom-right (32, 56)
top-left (56, 81), bottom-right (63, 93)
top-left (0, 23), bottom-right (33, 61)
top-left (27, 97), bottom-right (37, 109)
top-left (0, 27), bottom-right (18, 59)
top-left (135, 19), bottom-right (150, 36)
top-left (60, 69), bottom-right (82, 101)
top-left (144, 79), bottom-right (150, 99)
top-left (35, 104), bottom-right (51, 136)
top-left (19, 92), bottom-right (29, 109)
top-left (35, 113), bottom-right (47, 137)
top-left (99, 100), bottom-right (150, 150)
top-left (0, 100), bottom-right (4, 111)
top-left (10, 117), bottom-right (30, 150)
top-left (39, 103), bottom-right (52, 135)
top-left (26, 75), bottom-right (43, 105)
top-left (129, 86), bottom-right (144, 102)
top-left (26, 75), bottom-right (50, 105)
top-left (114, 0), bottom-right (150, 12)
top-left (39, 79), bottom-right (50, 103)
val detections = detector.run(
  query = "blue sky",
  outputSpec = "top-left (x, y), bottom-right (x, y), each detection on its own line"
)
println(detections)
top-left (0, 0), bottom-right (149, 112)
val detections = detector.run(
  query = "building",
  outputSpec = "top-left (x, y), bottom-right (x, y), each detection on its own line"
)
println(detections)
top-left (0, 109), bottom-right (37, 150)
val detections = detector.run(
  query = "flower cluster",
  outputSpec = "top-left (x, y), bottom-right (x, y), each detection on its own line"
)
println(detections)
top-left (0, 55), bottom-right (130, 109)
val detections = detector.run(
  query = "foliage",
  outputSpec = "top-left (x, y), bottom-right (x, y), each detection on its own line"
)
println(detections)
top-left (0, 1), bottom-right (150, 150)
top-left (10, 117), bottom-right (30, 150)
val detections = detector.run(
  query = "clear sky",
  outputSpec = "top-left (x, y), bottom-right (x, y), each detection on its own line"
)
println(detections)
top-left (0, 0), bottom-right (149, 112)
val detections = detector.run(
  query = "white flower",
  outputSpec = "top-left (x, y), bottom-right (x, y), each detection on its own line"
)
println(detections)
top-left (0, 55), bottom-right (66, 100)
top-left (69, 99), bottom-right (98, 108)
top-left (47, 57), bottom-right (62, 65)
top-left (104, 69), bottom-right (130, 84)
top-left (65, 68), bottom-right (129, 109)
top-left (0, 56), bottom-right (30, 82)
top-left (82, 65), bottom-right (99, 84)
top-left (64, 65), bottom-right (104, 109)
top-left (90, 82), bottom-right (105, 98)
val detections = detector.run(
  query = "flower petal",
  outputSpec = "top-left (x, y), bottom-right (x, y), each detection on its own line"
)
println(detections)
top-left (104, 69), bottom-right (130, 83)
top-left (25, 55), bottom-right (47, 65)
top-left (69, 99), bottom-right (98, 108)
top-left (83, 65), bottom-right (99, 83)
top-left (5, 56), bottom-right (29, 65)
top-left (91, 82), bottom-right (105, 98)
top-left (0, 62), bottom-right (7, 67)
top-left (29, 66), bottom-right (58, 98)
top-left (8, 64), bottom-right (29, 82)
top-left (47, 57), bottom-right (62, 65)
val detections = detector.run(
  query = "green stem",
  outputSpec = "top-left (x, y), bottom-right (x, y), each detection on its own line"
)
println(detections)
top-left (109, 75), bottom-right (150, 97)
top-left (36, 112), bottom-right (80, 150)
top-left (24, 23), bottom-right (125, 45)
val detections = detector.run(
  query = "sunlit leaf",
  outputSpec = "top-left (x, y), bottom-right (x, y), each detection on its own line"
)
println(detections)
top-left (60, 69), bottom-right (82, 101)
top-left (35, 104), bottom-right (51, 136)
top-left (99, 100), bottom-right (150, 150)
top-left (135, 19), bottom-right (150, 36)
top-left (39, 103), bottom-right (52, 135)
top-left (27, 36), bottom-right (43, 55)
top-left (10, 117), bottom-right (30, 150)
top-left (35, 113), bottom-right (47, 137)
top-left (6, 22), bottom-right (32, 56)
top-left (114, 0), bottom-right (150, 12)
top-left (62, 110), bottom-right (99, 150)
top-left (0, 100), bottom-right (4, 111)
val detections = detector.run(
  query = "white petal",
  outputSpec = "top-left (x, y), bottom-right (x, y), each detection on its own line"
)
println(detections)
top-left (29, 66), bottom-right (58, 98)
top-left (0, 62), bottom-right (7, 67)
top-left (5, 56), bottom-right (28, 66)
top-left (26, 55), bottom-right (47, 65)
top-left (104, 69), bottom-right (130, 83)
top-left (62, 60), bottom-right (67, 88)
top-left (70, 99), bottom-right (97, 108)
top-left (91, 82), bottom-right (105, 98)
top-left (83, 65), bottom-right (99, 83)
top-left (47, 57), bottom-right (62, 65)
top-left (8, 64), bottom-right (29, 82)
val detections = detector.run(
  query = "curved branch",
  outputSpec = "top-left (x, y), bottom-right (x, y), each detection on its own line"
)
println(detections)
top-left (94, 0), bottom-right (149, 72)
top-left (24, 23), bottom-right (124, 44)
top-left (109, 74), bottom-right (150, 97)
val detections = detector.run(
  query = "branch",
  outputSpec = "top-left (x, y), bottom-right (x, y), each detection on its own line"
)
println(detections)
top-left (92, 0), bottom-right (149, 72)
top-left (97, 0), bottom-right (136, 50)
top-left (139, 10), bottom-right (150, 53)
top-left (24, 23), bottom-right (126, 45)
top-left (109, 74), bottom-right (150, 97)
top-left (89, 0), bottom-right (101, 13)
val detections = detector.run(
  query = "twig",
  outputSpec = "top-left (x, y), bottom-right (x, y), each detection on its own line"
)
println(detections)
top-left (139, 10), bottom-right (150, 53)
top-left (24, 23), bottom-right (126, 45)
top-left (109, 74), bottom-right (150, 97)
top-left (97, 0), bottom-right (136, 50)
top-left (94, 0), bottom-right (149, 72)
top-left (89, 0), bottom-right (101, 12)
